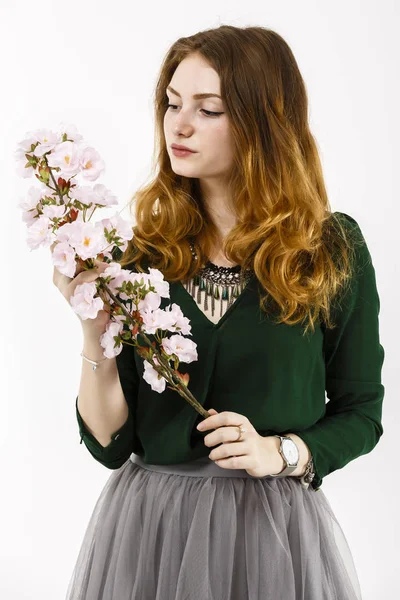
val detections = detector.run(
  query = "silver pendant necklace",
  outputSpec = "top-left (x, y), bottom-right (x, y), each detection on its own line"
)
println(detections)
top-left (182, 243), bottom-right (254, 319)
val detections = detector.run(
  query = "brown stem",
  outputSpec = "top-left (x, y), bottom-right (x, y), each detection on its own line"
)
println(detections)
top-left (44, 156), bottom-right (65, 204)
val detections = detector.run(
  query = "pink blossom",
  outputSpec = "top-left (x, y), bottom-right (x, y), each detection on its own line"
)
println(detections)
top-left (52, 241), bottom-right (78, 278)
top-left (99, 321), bottom-right (124, 358)
top-left (14, 142), bottom-right (37, 178)
top-left (70, 185), bottom-right (99, 206)
top-left (26, 216), bottom-right (53, 249)
top-left (55, 221), bottom-right (81, 244)
top-left (68, 221), bottom-right (107, 260)
top-left (72, 183), bottom-right (117, 208)
top-left (14, 132), bottom-right (47, 178)
top-left (163, 303), bottom-right (192, 335)
top-left (21, 209), bottom-right (38, 226)
top-left (79, 146), bottom-right (105, 181)
top-left (101, 264), bottom-right (139, 294)
top-left (18, 186), bottom-right (44, 211)
top-left (147, 267), bottom-right (171, 298)
top-left (56, 122), bottom-right (84, 143)
top-left (143, 358), bottom-right (167, 393)
top-left (47, 140), bottom-right (82, 178)
top-left (100, 213), bottom-right (135, 247)
top-left (138, 287), bottom-right (162, 312)
top-left (140, 306), bottom-right (178, 335)
top-left (161, 335), bottom-right (198, 363)
top-left (92, 184), bottom-right (118, 207)
top-left (42, 204), bottom-right (68, 222)
top-left (32, 128), bottom-right (62, 157)
top-left (18, 187), bottom-right (45, 224)
top-left (15, 135), bottom-right (36, 154)
top-left (70, 281), bottom-right (104, 320)
top-left (100, 263), bottom-right (128, 296)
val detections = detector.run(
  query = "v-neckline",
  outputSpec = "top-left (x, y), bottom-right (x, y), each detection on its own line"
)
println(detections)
top-left (175, 273), bottom-right (256, 330)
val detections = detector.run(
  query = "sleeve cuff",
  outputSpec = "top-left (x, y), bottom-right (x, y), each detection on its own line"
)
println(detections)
top-left (291, 431), bottom-right (323, 491)
top-left (75, 396), bottom-right (134, 469)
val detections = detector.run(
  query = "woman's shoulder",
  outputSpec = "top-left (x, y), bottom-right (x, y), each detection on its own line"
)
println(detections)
top-left (328, 210), bottom-right (368, 257)
top-left (329, 210), bottom-right (362, 232)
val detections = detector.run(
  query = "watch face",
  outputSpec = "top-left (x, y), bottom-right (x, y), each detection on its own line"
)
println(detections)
top-left (282, 438), bottom-right (299, 465)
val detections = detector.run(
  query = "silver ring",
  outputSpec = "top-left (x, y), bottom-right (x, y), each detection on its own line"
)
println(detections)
top-left (236, 424), bottom-right (248, 441)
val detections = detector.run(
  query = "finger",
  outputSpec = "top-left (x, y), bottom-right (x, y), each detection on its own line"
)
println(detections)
top-left (76, 265), bottom-right (105, 283)
top-left (210, 441), bottom-right (249, 459)
top-left (211, 453), bottom-right (249, 470)
top-left (196, 408), bottom-right (217, 431)
top-left (93, 260), bottom-right (109, 272)
top-left (204, 421), bottom-right (252, 449)
top-left (197, 410), bottom-right (246, 432)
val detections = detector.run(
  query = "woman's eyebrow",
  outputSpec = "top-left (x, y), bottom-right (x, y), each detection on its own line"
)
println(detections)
top-left (166, 85), bottom-right (222, 100)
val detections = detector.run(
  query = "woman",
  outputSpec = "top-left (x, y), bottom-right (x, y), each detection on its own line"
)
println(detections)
top-left (62, 25), bottom-right (384, 599)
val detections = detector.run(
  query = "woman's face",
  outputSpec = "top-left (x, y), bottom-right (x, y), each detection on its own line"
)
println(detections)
top-left (164, 54), bottom-right (235, 181)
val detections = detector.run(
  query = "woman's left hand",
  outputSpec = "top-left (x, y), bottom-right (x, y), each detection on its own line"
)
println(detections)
top-left (197, 408), bottom-right (284, 478)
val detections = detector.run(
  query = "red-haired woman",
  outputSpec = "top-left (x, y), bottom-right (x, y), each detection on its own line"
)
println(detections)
top-left (63, 25), bottom-right (384, 600)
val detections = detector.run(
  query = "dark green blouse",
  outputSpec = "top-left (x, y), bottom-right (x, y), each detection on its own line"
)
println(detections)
top-left (76, 212), bottom-right (385, 491)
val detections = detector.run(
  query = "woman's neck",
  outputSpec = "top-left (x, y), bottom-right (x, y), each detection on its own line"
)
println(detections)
top-left (206, 241), bottom-right (238, 268)
top-left (207, 253), bottom-right (238, 268)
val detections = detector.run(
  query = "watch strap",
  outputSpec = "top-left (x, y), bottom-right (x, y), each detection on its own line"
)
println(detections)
top-left (270, 435), bottom-right (299, 478)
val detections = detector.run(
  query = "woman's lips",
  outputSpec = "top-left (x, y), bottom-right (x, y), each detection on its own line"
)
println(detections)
top-left (171, 147), bottom-right (197, 157)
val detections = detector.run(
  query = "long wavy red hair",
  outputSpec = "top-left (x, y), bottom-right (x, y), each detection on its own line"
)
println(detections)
top-left (116, 24), bottom-right (361, 335)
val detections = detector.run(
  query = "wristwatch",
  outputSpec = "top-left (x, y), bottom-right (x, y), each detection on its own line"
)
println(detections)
top-left (270, 435), bottom-right (299, 477)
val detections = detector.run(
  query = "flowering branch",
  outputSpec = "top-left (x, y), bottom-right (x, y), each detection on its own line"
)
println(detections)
top-left (16, 123), bottom-right (210, 419)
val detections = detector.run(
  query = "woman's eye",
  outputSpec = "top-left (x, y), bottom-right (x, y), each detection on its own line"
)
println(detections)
top-left (166, 104), bottom-right (222, 117)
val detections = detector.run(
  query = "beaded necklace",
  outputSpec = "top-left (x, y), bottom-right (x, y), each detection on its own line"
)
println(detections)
top-left (181, 242), bottom-right (255, 319)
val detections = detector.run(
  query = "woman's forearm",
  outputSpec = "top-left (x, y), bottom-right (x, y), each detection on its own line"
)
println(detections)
top-left (77, 331), bottom-right (129, 448)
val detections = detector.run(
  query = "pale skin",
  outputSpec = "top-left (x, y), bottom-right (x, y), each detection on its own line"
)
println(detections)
top-left (164, 52), bottom-right (238, 266)
top-left (164, 53), bottom-right (312, 478)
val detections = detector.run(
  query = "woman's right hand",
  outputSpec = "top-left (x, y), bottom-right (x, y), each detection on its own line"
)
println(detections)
top-left (51, 242), bottom-right (112, 338)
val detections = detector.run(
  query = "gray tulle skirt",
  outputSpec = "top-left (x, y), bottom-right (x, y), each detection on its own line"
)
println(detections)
top-left (65, 453), bottom-right (363, 600)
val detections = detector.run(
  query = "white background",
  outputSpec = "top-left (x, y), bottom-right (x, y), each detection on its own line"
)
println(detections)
top-left (0, 1), bottom-right (398, 598)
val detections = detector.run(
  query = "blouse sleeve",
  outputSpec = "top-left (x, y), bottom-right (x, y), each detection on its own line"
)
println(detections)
top-left (291, 212), bottom-right (385, 491)
top-left (76, 331), bottom-right (140, 469)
